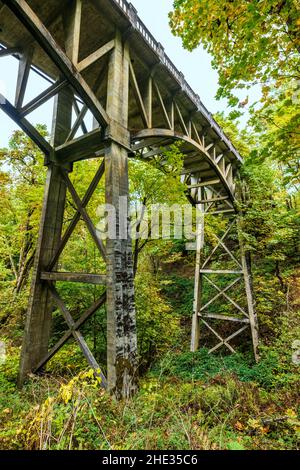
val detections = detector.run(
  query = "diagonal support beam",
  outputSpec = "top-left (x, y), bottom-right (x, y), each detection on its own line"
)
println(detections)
top-left (153, 81), bottom-right (172, 130)
top-left (191, 121), bottom-right (202, 147)
top-left (47, 160), bottom-right (105, 271)
top-left (67, 103), bottom-right (88, 142)
top-left (216, 237), bottom-right (242, 268)
top-left (15, 48), bottom-right (33, 109)
top-left (61, 169), bottom-right (107, 261)
top-left (201, 319), bottom-right (236, 353)
top-left (201, 220), bottom-right (235, 269)
top-left (204, 189), bottom-right (225, 213)
top-left (4, 0), bottom-right (110, 127)
top-left (129, 61), bottom-right (149, 128)
top-left (34, 292), bottom-right (106, 372)
top-left (77, 39), bottom-right (115, 72)
top-left (174, 100), bottom-right (188, 136)
top-left (20, 79), bottom-right (68, 117)
top-left (47, 283), bottom-right (107, 387)
top-left (208, 185), bottom-right (234, 210)
top-left (208, 325), bottom-right (248, 354)
top-left (200, 276), bottom-right (241, 312)
top-left (0, 94), bottom-right (53, 155)
top-left (72, 98), bottom-right (88, 133)
top-left (204, 275), bottom-right (248, 317)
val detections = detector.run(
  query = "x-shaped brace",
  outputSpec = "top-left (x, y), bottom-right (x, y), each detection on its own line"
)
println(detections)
top-left (203, 188), bottom-right (233, 213)
top-left (201, 220), bottom-right (234, 268)
top-left (61, 169), bottom-right (107, 261)
top-left (204, 275), bottom-right (249, 318)
top-left (202, 319), bottom-right (248, 354)
top-left (201, 219), bottom-right (241, 269)
top-left (200, 276), bottom-right (242, 312)
top-left (34, 281), bottom-right (107, 388)
top-left (47, 160), bottom-right (106, 271)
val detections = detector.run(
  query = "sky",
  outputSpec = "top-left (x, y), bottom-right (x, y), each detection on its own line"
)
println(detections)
top-left (0, 0), bottom-right (258, 148)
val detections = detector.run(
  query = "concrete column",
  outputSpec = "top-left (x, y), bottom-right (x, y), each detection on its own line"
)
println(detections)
top-left (18, 88), bottom-right (73, 385)
top-left (105, 32), bottom-right (138, 398)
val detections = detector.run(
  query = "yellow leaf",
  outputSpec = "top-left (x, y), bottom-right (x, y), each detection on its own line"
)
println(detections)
top-left (248, 418), bottom-right (260, 429)
top-left (234, 421), bottom-right (244, 431)
top-left (286, 409), bottom-right (297, 419)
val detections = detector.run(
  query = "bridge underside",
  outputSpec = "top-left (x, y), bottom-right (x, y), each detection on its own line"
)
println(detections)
top-left (0, 0), bottom-right (259, 397)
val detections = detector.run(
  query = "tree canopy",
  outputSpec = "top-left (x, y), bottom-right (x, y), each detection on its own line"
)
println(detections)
top-left (170, 0), bottom-right (300, 102)
top-left (170, 0), bottom-right (300, 188)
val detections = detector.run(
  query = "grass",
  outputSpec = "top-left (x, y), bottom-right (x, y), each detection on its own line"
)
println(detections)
top-left (0, 343), bottom-right (299, 451)
top-left (152, 347), bottom-right (300, 389)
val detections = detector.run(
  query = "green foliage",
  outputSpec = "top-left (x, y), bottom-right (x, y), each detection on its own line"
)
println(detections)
top-left (170, 0), bottom-right (299, 103)
top-left (154, 347), bottom-right (298, 389)
top-left (170, 0), bottom-right (300, 188)
top-left (0, 343), bottom-right (36, 448)
top-left (129, 143), bottom-right (186, 207)
top-left (209, 113), bottom-right (299, 342)
top-left (0, 130), bottom-right (46, 299)
top-left (249, 84), bottom-right (300, 189)
top-left (135, 272), bottom-right (181, 368)
top-left (1, 355), bottom-right (298, 450)
top-left (241, 158), bottom-right (299, 259)
top-left (160, 275), bottom-right (194, 318)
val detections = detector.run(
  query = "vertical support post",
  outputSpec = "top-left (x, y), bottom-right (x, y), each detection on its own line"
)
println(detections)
top-left (18, 88), bottom-right (73, 385)
top-left (170, 101), bottom-right (175, 131)
top-left (62, 0), bottom-right (82, 65)
top-left (105, 32), bottom-right (138, 398)
top-left (237, 180), bottom-right (259, 362)
top-left (15, 48), bottom-right (33, 109)
top-left (18, 4), bottom-right (79, 385)
top-left (145, 76), bottom-right (152, 129)
top-left (191, 188), bottom-right (205, 352)
top-left (239, 234), bottom-right (260, 362)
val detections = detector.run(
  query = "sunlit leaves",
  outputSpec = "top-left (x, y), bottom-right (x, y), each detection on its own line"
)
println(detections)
top-left (170, 0), bottom-right (299, 99)
top-left (170, 0), bottom-right (300, 188)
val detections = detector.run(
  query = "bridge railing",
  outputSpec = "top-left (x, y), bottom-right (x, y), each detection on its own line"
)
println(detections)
top-left (112, 0), bottom-right (241, 161)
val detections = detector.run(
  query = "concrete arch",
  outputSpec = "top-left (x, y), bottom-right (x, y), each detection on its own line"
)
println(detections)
top-left (131, 128), bottom-right (237, 209)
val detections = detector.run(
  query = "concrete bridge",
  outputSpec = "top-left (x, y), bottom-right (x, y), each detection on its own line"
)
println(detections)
top-left (0, 0), bottom-right (259, 398)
